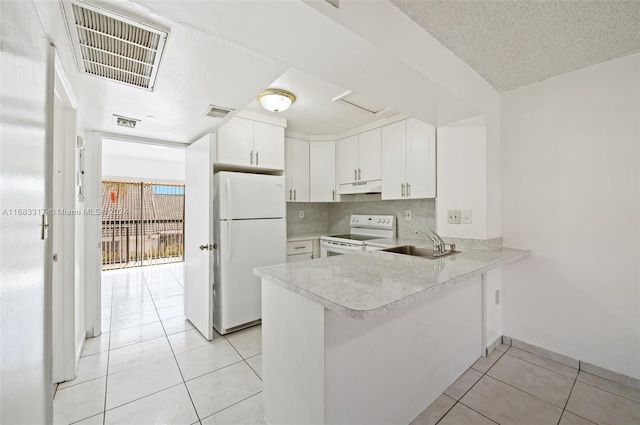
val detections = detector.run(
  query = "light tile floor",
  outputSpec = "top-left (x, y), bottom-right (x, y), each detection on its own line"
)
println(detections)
top-left (53, 263), bottom-right (264, 425)
top-left (54, 264), bottom-right (640, 425)
top-left (411, 343), bottom-right (640, 425)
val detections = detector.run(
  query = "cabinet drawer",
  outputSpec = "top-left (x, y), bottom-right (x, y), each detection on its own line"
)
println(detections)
top-left (286, 252), bottom-right (313, 263)
top-left (287, 240), bottom-right (313, 255)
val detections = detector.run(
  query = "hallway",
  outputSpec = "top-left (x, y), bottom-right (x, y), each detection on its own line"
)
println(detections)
top-left (53, 263), bottom-right (264, 424)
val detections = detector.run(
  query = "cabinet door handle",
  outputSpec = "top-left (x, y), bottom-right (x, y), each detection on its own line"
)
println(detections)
top-left (250, 150), bottom-right (254, 165)
top-left (332, 189), bottom-right (335, 201)
top-left (358, 168), bottom-right (361, 181)
top-left (401, 183), bottom-right (405, 197)
top-left (294, 189), bottom-right (296, 201)
top-left (289, 189), bottom-right (292, 200)
top-left (354, 169), bottom-right (357, 181)
top-left (407, 182), bottom-right (411, 197)
top-left (256, 151), bottom-right (259, 166)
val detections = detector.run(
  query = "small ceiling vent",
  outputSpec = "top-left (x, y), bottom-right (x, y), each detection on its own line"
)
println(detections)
top-left (63, 1), bottom-right (168, 91)
top-left (114, 115), bottom-right (139, 128)
top-left (333, 91), bottom-right (395, 116)
top-left (205, 105), bottom-right (235, 119)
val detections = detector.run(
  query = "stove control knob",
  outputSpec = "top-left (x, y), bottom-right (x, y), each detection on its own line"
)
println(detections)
top-left (377, 218), bottom-right (381, 223)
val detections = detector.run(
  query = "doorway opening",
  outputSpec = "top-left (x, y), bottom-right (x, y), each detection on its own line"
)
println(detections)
top-left (101, 180), bottom-right (184, 270)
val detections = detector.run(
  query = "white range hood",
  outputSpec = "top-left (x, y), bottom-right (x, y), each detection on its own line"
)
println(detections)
top-left (337, 180), bottom-right (382, 195)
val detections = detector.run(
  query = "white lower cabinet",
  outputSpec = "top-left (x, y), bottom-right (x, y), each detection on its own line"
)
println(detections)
top-left (381, 118), bottom-right (436, 200)
top-left (286, 239), bottom-right (314, 262)
top-left (309, 141), bottom-right (336, 202)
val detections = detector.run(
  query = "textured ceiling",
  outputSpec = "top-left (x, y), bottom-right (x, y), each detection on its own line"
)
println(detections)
top-left (390, 0), bottom-right (640, 91)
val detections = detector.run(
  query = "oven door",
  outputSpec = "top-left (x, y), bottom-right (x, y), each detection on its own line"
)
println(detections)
top-left (320, 239), bottom-right (364, 257)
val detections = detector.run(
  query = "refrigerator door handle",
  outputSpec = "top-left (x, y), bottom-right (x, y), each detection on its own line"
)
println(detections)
top-left (225, 221), bottom-right (232, 261)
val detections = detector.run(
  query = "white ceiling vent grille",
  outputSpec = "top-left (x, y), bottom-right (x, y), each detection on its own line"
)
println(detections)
top-left (63, 1), bottom-right (168, 91)
top-left (205, 105), bottom-right (235, 119)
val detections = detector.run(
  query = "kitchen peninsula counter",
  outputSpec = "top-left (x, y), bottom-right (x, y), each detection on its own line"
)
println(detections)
top-left (255, 243), bottom-right (530, 425)
top-left (255, 244), bottom-right (529, 319)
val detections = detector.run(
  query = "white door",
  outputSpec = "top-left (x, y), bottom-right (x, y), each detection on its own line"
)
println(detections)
top-left (253, 121), bottom-right (285, 170)
top-left (0, 6), bottom-right (52, 422)
top-left (184, 134), bottom-right (214, 340)
top-left (381, 120), bottom-right (407, 200)
top-left (358, 128), bottom-right (382, 182)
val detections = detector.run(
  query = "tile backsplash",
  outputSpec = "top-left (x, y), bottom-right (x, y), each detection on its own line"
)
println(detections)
top-left (286, 202), bottom-right (329, 235)
top-left (287, 199), bottom-right (436, 238)
top-left (328, 198), bottom-right (436, 238)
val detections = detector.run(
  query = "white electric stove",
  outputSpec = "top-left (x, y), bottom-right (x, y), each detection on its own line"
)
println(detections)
top-left (320, 215), bottom-right (396, 257)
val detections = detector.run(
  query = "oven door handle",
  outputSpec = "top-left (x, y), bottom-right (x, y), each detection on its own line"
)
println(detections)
top-left (321, 240), bottom-right (363, 251)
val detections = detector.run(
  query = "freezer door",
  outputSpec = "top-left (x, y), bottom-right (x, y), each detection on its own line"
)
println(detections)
top-left (213, 218), bottom-right (286, 333)
top-left (215, 171), bottom-right (286, 220)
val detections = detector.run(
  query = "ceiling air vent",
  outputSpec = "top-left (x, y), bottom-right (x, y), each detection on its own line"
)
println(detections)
top-left (205, 105), bottom-right (235, 119)
top-left (63, 1), bottom-right (168, 91)
top-left (114, 115), bottom-right (139, 128)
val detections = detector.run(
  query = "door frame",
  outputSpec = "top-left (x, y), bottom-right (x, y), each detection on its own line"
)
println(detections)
top-left (51, 51), bottom-right (80, 384)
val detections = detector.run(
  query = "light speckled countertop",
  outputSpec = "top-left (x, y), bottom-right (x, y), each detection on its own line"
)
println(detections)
top-left (287, 232), bottom-right (327, 242)
top-left (255, 240), bottom-right (530, 320)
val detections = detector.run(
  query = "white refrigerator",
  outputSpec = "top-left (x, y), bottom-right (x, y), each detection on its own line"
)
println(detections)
top-left (212, 171), bottom-right (286, 334)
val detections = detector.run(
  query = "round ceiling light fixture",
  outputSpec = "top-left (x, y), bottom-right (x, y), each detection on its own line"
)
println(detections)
top-left (257, 88), bottom-right (296, 113)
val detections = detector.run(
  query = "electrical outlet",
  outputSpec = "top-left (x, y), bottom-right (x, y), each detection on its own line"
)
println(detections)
top-left (448, 210), bottom-right (461, 224)
top-left (495, 290), bottom-right (500, 305)
top-left (461, 210), bottom-right (472, 224)
top-left (405, 210), bottom-right (412, 220)
top-left (299, 211), bottom-right (304, 219)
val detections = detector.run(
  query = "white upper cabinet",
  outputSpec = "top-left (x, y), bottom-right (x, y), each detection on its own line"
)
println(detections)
top-left (217, 117), bottom-right (285, 171)
top-left (285, 138), bottom-right (310, 202)
top-left (337, 128), bottom-right (382, 184)
top-left (254, 121), bottom-right (285, 170)
top-left (381, 120), bottom-right (407, 199)
top-left (309, 141), bottom-right (336, 202)
top-left (217, 117), bottom-right (254, 167)
top-left (337, 135), bottom-right (359, 184)
top-left (381, 118), bottom-right (436, 200)
top-left (358, 128), bottom-right (382, 182)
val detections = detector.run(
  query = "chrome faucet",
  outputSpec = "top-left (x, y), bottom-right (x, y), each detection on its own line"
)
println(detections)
top-left (414, 230), bottom-right (456, 257)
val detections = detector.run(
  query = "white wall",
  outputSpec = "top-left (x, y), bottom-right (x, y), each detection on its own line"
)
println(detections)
top-left (437, 115), bottom-right (488, 239)
top-left (102, 154), bottom-right (185, 183)
top-left (0, 1), bottom-right (52, 423)
top-left (501, 53), bottom-right (640, 379)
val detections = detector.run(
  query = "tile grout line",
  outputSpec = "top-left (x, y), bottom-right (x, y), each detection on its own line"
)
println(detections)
top-left (198, 390), bottom-right (263, 423)
top-left (447, 352), bottom-right (503, 425)
top-left (574, 375), bottom-right (640, 405)
top-left (505, 347), bottom-right (579, 380)
top-left (555, 377), bottom-right (578, 425)
top-left (146, 271), bottom-right (202, 423)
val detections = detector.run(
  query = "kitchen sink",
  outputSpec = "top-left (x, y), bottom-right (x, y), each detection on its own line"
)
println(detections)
top-left (381, 245), bottom-right (459, 259)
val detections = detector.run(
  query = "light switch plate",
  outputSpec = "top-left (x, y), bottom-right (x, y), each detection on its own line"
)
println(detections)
top-left (448, 210), bottom-right (461, 224)
top-left (405, 210), bottom-right (412, 220)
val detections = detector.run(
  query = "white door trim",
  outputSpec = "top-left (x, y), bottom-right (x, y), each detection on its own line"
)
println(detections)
top-left (52, 50), bottom-right (81, 384)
